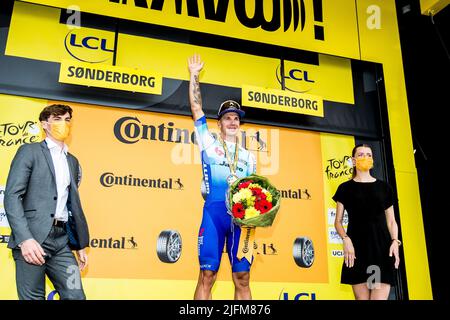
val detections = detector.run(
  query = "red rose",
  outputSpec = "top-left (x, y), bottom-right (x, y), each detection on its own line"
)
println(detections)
top-left (238, 180), bottom-right (253, 190)
top-left (232, 203), bottom-right (245, 219)
top-left (255, 200), bottom-right (273, 214)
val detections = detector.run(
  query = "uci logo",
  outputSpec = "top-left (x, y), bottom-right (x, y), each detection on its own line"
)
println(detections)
top-left (332, 250), bottom-right (344, 257)
top-left (276, 65), bottom-right (315, 93)
top-left (64, 30), bottom-right (115, 63)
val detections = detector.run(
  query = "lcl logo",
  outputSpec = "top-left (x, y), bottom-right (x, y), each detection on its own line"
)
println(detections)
top-left (276, 65), bottom-right (316, 93)
top-left (64, 30), bottom-right (115, 63)
top-left (280, 291), bottom-right (317, 300)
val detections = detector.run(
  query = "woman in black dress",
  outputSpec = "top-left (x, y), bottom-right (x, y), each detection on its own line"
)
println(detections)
top-left (333, 144), bottom-right (401, 300)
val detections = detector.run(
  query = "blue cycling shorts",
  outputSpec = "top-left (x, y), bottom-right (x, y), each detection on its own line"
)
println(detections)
top-left (197, 201), bottom-right (252, 273)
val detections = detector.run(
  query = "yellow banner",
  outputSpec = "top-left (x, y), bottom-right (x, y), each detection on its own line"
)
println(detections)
top-left (6, 2), bottom-right (116, 64)
top-left (242, 85), bottom-right (324, 117)
top-left (7, 2), bottom-right (354, 104)
top-left (59, 60), bottom-right (162, 94)
top-left (283, 56), bottom-right (354, 104)
top-left (19, 0), bottom-right (360, 59)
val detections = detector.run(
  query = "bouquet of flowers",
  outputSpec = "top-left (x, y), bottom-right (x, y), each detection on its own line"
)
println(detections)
top-left (226, 174), bottom-right (281, 227)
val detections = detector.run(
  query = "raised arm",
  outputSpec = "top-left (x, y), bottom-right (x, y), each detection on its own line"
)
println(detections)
top-left (188, 54), bottom-right (205, 121)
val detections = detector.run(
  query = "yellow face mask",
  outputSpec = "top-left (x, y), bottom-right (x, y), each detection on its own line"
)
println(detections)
top-left (47, 120), bottom-right (71, 141)
top-left (355, 157), bottom-right (373, 172)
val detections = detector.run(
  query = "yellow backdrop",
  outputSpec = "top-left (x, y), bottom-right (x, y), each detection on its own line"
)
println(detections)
top-left (1, 93), bottom-right (357, 299)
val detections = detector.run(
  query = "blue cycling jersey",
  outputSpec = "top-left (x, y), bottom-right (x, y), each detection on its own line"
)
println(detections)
top-left (194, 116), bottom-right (256, 272)
top-left (194, 116), bottom-right (256, 203)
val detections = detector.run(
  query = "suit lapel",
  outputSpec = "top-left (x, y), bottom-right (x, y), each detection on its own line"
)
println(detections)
top-left (66, 153), bottom-right (77, 188)
top-left (66, 153), bottom-right (80, 215)
top-left (40, 141), bottom-right (56, 183)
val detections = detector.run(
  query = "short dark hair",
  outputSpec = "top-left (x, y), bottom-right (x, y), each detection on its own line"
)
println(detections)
top-left (39, 104), bottom-right (73, 122)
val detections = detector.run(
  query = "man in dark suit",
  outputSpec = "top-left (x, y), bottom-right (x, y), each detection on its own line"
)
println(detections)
top-left (4, 104), bottom-right (90, 300)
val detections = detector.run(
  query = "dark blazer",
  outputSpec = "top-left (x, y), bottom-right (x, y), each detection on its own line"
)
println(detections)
top-left (4, 141), bottom-right (89, 249)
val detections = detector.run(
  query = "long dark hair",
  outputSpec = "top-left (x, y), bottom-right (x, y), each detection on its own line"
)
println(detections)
top-left (351, 143), bottom-right (372, 179)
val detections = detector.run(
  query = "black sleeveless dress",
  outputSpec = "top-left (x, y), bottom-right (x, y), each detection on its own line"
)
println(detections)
top-left (333, 179), bottom-right (396, 285)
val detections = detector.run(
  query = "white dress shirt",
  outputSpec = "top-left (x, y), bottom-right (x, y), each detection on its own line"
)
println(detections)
top-left (45, 138), bottom-right (71, 222)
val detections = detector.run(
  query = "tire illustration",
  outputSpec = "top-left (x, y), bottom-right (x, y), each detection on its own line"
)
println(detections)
top-left (293, 236), bottom-right (314, 268)
top-left (157, 230), bottom-right (182, 263)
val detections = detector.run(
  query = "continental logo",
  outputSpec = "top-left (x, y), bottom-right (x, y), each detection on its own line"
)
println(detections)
top-left (279, 188), bottom-right (311, 200)
top-left (242, 85), bottom-right (324, 117)
top-left (59, 60), bottom-right (162, 95)
top-left (241, 229), bottom-right (251, 254)
top-left (0, 120), bottom-right (40, 147)
top-left (109, 0), bottom-right (325, 40)
top-left (113, 116), bottom-right (198, 145)
top-left (113, 116), bottom-right (268, 152)
top-left (255, 242), bottom-right (278, 255)
top-left (324, 155), bottom-right (353, 180)
top-left (100, 172), bottom-right (184, 190)
top-left (90, 236), bottom-right (138, 249)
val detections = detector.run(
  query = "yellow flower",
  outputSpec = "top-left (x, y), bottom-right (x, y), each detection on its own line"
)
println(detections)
top-left (263, 189), bottom-right (273, 202)
top-left (245, 196), bottom-right (256, 207)
top-left (244, 207), bottom-right (261, 219)
top-left (232, 192), bottom-right (242, 203)
top-left (248, 183), bottom-right (262, 189)
top-left (233, 188), bottom-right (253, 203)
